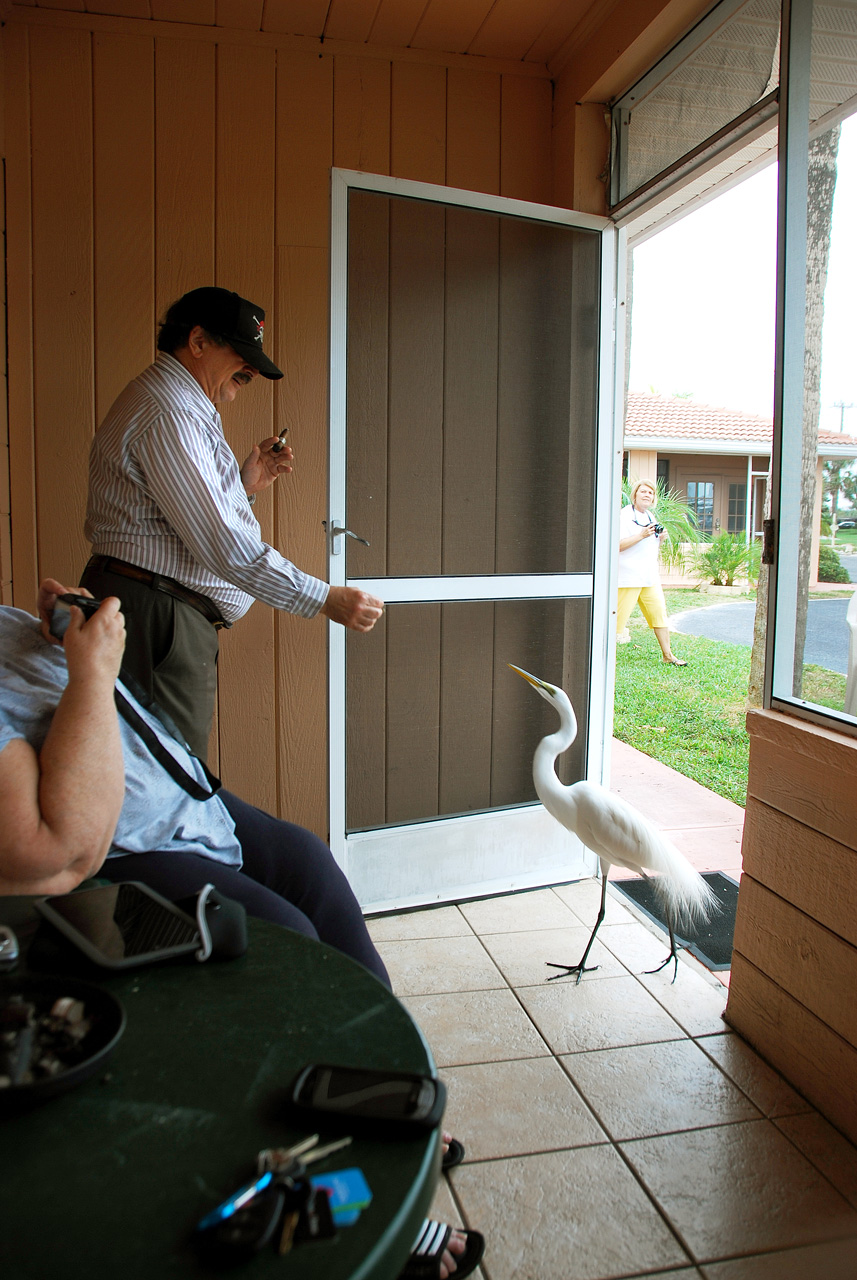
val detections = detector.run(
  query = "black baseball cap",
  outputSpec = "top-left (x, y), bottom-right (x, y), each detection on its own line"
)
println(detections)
top-left (169, 286), bottom-right (283, 379)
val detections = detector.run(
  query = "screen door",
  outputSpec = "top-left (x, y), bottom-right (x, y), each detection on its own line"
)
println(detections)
top-left (329, 170), bottom-right (618, 911)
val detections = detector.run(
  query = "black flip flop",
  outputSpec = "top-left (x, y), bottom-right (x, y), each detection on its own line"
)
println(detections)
top-left (442, 1137), bottom-right (465, 1170)
top-left (399, 1221), bottom-right (485, 1279)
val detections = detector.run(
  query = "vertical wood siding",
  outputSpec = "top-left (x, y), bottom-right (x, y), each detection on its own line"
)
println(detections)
top-left (2, 14), bottom-right (554, 835)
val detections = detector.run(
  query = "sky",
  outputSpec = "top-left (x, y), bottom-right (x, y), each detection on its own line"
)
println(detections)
top-left (628, 112), bottom-right (857, 438)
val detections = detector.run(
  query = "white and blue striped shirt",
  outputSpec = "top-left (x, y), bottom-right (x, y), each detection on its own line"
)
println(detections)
top-left (85, 353), bottom-right (328, 625)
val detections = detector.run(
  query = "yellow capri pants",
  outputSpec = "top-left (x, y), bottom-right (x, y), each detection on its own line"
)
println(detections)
top-left (616, 583), bottom-right (669, 634)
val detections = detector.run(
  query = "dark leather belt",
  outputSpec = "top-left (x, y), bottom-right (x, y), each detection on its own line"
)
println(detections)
top-left (86, 556), bottom-right (231, 629)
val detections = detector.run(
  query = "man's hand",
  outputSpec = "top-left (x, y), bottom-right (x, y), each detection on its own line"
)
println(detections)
top-left (241, 437), bottom-right (295, 496)
top-left (320, 586), bottom-right (384, 632)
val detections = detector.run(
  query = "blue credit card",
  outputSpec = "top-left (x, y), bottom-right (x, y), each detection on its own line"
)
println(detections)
top-left (310, 1167), bottom-right (372, 1227)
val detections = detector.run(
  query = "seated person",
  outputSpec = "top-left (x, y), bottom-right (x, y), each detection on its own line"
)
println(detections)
top-left (0, 581), bottom-right (482, 1280)
top-left (0, 579), bottom-right (387, 986)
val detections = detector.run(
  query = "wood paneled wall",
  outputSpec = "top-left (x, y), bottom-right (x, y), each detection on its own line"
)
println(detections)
top-left (1, 9), bottom-right (554, 834)
top-left (726, 709), bottom-right (857, 1144)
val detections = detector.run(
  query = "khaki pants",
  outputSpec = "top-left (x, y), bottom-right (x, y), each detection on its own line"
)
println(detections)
top-left (79, 563), bottom-right (219, 761)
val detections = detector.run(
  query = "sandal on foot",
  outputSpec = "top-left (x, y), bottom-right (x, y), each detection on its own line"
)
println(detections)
top-left (664, 656), bottom-right (687, 666)
top-left (441, 1137), bottom-right (465, 1170)
top-left (399, 1220), bottom-right (485, 1279)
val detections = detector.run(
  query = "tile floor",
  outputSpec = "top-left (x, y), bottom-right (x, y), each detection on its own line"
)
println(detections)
top-left (365, 745), bottom-right (857, 1279)
top-left (368, 885), bottom-right (857, 1280)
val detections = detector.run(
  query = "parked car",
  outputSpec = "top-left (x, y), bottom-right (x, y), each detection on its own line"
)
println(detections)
top-left (838, 520), bottom-right (856, 529)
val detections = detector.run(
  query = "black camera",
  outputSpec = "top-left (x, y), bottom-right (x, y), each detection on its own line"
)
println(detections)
top-left (48, 592), bottom-right (103, 641)
top-left (653, 523), bottom-right (665, 535)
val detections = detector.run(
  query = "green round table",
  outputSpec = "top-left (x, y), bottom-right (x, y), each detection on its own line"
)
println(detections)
top-left (0, 907), bottom-right (440, 1280)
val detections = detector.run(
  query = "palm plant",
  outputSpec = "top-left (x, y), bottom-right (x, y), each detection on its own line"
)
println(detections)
top-left (621, 477), bottom-right (699, 570)
top-left (690, 532), bottom-right (761, 586)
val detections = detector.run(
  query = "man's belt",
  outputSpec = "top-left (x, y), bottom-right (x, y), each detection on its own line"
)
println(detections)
top-left (86, 556), bottom-right (231, 629)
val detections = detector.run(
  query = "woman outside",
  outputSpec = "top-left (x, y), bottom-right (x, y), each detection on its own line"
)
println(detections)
top-left (617, 480), bottom-right (687, 666)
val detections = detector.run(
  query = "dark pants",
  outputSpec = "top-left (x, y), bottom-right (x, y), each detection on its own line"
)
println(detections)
top-left (79, 562), bottom-right (218, 760)
top-left (99, 790), bottom-right (390, 988)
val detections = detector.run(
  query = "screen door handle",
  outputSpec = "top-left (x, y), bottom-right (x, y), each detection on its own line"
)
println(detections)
top-left (324, 520), bottom-right (370, 555)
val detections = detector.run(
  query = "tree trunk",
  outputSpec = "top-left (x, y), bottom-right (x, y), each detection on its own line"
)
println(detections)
top-left (793, 124), bottom-right (840, 695)
top-left (747, 474), bottom-right (770, 707)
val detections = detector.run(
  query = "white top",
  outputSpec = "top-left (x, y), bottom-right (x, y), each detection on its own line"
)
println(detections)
top-left (617, 502), bottom-right (662, 588)
top-left (85, 353), bottom-right (328, 625)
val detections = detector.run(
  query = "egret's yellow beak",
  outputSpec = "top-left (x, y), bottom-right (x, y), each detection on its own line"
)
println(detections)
top-left (508, 664), bottom-right (556, 695)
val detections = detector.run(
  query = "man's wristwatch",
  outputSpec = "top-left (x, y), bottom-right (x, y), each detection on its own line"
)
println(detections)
top-left (247, 493), bottom-right (257, 507)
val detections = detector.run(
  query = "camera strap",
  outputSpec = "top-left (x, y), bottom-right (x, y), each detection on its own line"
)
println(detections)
top-left (113, 687), bottom-right (222, 802)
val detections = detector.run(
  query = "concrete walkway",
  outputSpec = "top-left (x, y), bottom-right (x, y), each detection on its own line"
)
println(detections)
top-left (609, 737), bottom-right (744, 882)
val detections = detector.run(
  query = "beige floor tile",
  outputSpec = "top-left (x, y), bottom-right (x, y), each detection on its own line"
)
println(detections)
top-left (429, 1176), bottom-right (463, 1226)
top-left (621, 1120), bottom-right (857, 1262)
top-left (630, 1273), bottom-right (704, 1279)
top-left (517, 973), bottom-right (685, 1055)
top-left (637, 964), bottom-right (729, 1037)
top-left (598, 920), bottom-right (685, 975)
top-left (442, 1058), bottom-right (608, 1159)
top-left (480, 927), bottom-right (626, 988)
top-left (696, 1033), bottom-right (812, 1120)
top-left (376, 935), bottom-right (505, 996)
top-left (560, 1039), bottom-right (760, 1141)
top-left (776, 1111), bottom-right (857, 1209)
top-left (459, 888), bottom-right (580, 935)
top-left (552, 879), bottom-right (637, 926)
top-left (367, 906), bottom-right (472, 942)
top-left (403, 989), bottom-right (550, 1068)
top-left (451, 1146), bottom-right (691, 1280)
top-left (700, 1238), bottom-right (857, 1279)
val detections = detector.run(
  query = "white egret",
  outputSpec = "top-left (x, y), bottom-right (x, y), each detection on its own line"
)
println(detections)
top-left (510, 664), bottom-right (717, 982)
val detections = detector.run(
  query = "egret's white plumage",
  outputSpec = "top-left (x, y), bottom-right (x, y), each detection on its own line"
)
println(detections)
top-left (511, 664), bottom-right (717, 980)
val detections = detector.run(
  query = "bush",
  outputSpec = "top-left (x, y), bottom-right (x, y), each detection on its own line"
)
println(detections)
top-left (691, 533), bottom-right (761, 586)
top-left (817, 543), bottom-right (851, 583)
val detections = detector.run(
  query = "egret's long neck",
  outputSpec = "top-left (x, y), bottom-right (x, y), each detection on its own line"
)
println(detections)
top-left (532, 692), bottom-right (577, 802)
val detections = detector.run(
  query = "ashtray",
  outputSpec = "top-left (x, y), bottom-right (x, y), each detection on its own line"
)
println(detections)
top-left (0, 974), bottom-right (126, 1114)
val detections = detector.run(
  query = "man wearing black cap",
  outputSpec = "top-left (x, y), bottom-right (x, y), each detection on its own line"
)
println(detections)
top-left (80, 287), bottom-right (383, 760)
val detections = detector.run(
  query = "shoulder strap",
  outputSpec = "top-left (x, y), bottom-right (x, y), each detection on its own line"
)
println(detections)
top-left (113, 687), bottom-right (221, 802)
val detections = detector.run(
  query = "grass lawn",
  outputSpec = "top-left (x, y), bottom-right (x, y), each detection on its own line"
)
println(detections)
top-left (613, 587), bottom-right (849, 805)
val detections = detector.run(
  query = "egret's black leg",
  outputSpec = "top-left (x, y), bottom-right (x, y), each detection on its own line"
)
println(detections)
top-left (547, 874), bottom-right (607, 983)
top-left (645, 919), bottom-right (680, 984)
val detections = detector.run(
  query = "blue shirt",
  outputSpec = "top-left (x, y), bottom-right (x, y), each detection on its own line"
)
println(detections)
top-left (0, 607), bottom-right (242, 866)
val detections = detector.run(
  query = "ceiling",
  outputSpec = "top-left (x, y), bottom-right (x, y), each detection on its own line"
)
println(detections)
top-left (11, 0), bottom-right (620, 73)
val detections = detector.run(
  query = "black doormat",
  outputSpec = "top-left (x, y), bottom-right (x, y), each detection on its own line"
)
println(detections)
top-left (612, 872), bottom-right (739, 971)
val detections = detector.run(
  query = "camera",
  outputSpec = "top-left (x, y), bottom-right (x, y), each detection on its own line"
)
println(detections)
top-left (653, 523), bottom-right (665, 535)
top-left (48, 592), bottom-right (103, 641)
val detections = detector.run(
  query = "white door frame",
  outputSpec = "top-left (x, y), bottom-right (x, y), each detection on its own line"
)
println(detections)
top-left (328, 168), bottom-right (621, 911)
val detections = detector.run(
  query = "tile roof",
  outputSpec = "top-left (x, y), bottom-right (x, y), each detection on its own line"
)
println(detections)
top-left (624, 392), bottom-right (857, 450)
